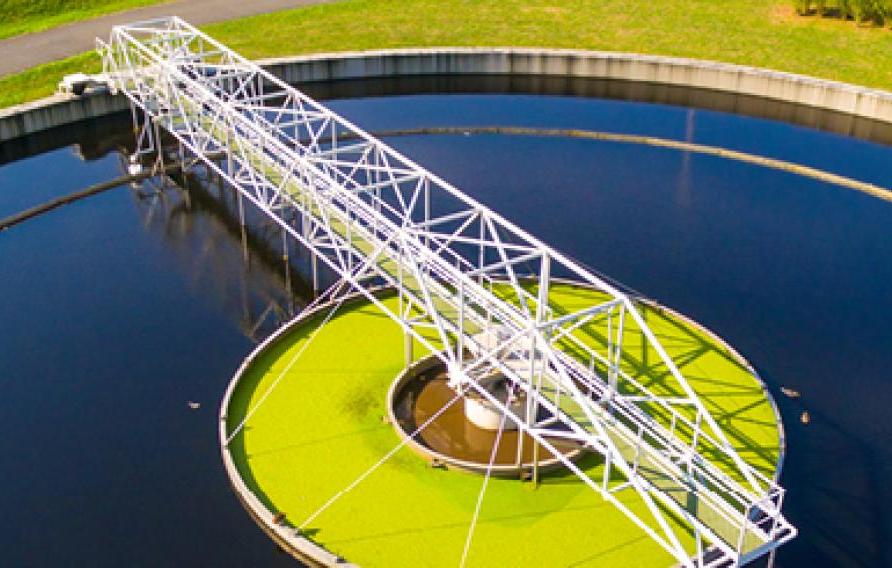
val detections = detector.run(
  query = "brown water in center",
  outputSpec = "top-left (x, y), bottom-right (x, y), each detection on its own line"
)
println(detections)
top-left (394, 365), bottom-right (577, 467)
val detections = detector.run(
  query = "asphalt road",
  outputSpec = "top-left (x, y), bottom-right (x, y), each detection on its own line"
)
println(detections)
top-left (0, 0), bottom-right (327, 76)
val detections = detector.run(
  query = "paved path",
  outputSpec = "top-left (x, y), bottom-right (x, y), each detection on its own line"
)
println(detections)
top-left (0, 0), bottom-right (326, 77)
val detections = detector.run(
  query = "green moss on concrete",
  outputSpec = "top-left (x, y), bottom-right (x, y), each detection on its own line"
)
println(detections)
top-left (225, 284), bottom-right (781, 566)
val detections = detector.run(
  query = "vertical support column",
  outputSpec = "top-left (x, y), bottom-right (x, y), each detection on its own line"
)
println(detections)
top-left (283, 226), bottom-right (293, 315)
top-left (691, 411), bottom-right (703, 457)
top-left (152, 117), bottom-right (165, 175)
top-left (235, 157), bottom-right (249, 263)
top-left (311, 250), bottom-right (319, 294)
top-left (457, 280), bottom-right (465, 364)
top-left (398, 234), bottom-right (412, 369)
top-left (128, 103), bottom-right (155, 175)
top-left (346, 203), bottom-right (353, 274)
top-left (477, 216), bottom-right (485, 287)
top-left (177, 140), bottom-right (192, 210)
top-left (530, 253), bottom-right (551, 486)
top-left (604, 303), bottom-right (625, 412)
top-left (610, 304), bottom-right (625, 405)
top-left (606, 308), bottom-right (613, 402)
top-left (300, 210), bottom-right (319, 295)
top-left (423, 178), bottom-right (430, 249)
top-left (404, 328), bottom-right (414, 369)
top-left (515, 387), bottom-right (525, 472)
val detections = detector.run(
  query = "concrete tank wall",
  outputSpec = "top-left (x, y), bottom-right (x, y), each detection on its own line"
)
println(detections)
top-left (3, 47), bottom-right (892, 141)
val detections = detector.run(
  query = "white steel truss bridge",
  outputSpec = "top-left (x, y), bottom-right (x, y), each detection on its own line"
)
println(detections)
top-left (98, 17), bottom-right (795, 567)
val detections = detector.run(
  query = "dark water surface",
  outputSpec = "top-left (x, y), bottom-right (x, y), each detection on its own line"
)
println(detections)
top-left (1, 77), bottom-right (891, 567)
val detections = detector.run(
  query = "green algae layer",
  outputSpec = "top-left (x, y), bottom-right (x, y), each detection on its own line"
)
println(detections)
top-left (224, 283), bottom-right (781, 567)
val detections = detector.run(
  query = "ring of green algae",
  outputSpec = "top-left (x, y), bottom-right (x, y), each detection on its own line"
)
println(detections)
top-left (220, 282), bottom-right (785, 567)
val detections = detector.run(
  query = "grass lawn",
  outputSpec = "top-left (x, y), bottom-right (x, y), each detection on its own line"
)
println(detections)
top-left (2, 0), bottom-right (891, 110)
top-left (0, 0), bottom-right (164, 40)
top-left (225, 284), bottom-right (781, 566)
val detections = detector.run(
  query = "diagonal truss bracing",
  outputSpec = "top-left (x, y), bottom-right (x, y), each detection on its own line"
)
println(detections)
top-left (99, 17), bottom-right (795, 566)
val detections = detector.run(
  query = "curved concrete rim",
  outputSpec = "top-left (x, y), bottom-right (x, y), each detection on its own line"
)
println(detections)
top-left (4, 47), bottom-right (892, 141)
top-left (262, 46), bottom-right (892, 100)
top-left (218, 288), bottom-right (384, 567)
top-left (219, 280), bottom-right (786, 566)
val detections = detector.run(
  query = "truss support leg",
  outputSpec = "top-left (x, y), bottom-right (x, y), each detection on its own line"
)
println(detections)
top-left (237, 191), bottom-right (248, 263)
top-left (151, 117), bottom-right (165, 175)
top-left (532, 440), bottom-right (540, 486)
top-left (283, 226), bottom-right (293, 315)
top-left (404, 330), bottom-right (413, 368)
top-left (128, 104), bottom-right (156, 175)
top-left (530, 388), bottom-right (543, 487)
top-left (311, 251), bottom-right (319, 294)
top-left (515, 420), bottom-right (524, 473)
top-left (177, 141), bottom-right (192, 210)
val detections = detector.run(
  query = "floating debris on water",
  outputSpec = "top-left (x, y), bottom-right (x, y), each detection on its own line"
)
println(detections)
top-left (780, 387), bottom-right (801, 399)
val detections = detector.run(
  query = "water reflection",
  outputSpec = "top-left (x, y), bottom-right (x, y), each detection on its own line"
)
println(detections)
top-left (675, 108), bottom-right (695, 209)
top-left (127, 161), bottom-right (315, 342)
top-left (2, 114), bottom-right (320, 344)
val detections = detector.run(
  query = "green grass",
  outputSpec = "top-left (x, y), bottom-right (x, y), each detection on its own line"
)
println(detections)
top-left (0, 0), bottom-right (164, 40)
top-left (225, 284), bottom-right (781, 566)
top-left (0, 52), bottom-right (99, 108)
top-left (205, 0), bottom-right (892, 91)
top-left (2, 0), bottom-right (892, 110)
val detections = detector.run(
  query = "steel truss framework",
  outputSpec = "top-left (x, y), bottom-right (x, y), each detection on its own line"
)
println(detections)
top-left (99, 17), bottom-right (795, 566)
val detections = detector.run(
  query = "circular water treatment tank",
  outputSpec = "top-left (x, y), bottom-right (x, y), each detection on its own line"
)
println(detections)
top-left (220, 282), bottom-right (784, 567)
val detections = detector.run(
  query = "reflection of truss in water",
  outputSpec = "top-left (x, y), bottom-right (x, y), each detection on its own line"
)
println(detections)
top-left (121, 151), bottom-right (314, 342)
top-left (100, 17), bottom-right (796, 567)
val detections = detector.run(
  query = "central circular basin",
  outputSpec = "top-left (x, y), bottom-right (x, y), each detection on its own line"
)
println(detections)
top-left (387, 356), bottom-right (585, 476)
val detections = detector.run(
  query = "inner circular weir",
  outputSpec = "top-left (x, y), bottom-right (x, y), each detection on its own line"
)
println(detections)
top-left (387, 357), bottom-right (581, 476)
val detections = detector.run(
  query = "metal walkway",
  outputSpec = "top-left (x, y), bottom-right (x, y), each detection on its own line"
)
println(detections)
top-left (98, 17), bottom-right (795, 566)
